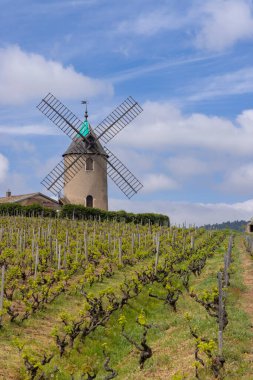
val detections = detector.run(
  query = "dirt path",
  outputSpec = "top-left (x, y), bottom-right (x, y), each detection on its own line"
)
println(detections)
top-left (240, 242), bottom-right (253, 323)
top-left (239, 238), bottom-right (253, 369)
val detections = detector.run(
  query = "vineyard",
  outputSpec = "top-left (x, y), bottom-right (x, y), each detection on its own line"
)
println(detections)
top-left (0, 216), bottom-right (252, 379)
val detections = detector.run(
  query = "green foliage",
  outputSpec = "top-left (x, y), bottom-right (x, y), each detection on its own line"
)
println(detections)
top-left (0, 203), bottom-right (56, 217)
top-left (118, 314), bottom-right (127, 327)
top-left (203, 219), bottom-right (247, 232)
top-left (171, 371), bottom-right (188, 380)
top-left (60, 204), bottom-right (170, 225)
top-left (0, 202), bottom-right (170, 225)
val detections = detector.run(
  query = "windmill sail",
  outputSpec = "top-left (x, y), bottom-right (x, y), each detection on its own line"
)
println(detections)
top-left (41, 142), bottom-right (88, 195)
top-left (94, 96), bottom-right (143, 144)
top-left (104, 147), bottom-right (143, 199)
top-left (37, 93), bottom-right (85, 141)
top-left (38, 93), bottom-right (143, 145)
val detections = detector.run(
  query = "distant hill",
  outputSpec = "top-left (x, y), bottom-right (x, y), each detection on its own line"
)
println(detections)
top-left (203, 220), bottom-right (248, 232)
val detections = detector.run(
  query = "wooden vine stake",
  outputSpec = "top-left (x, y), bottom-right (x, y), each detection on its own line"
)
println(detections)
top-left (191, 235), bottom-right (195, 251)
top-left (34, 245), bottom-right (39, 279)
top-left (131, 233), bottom-right (135, 255)
top-left (55, 238), bottom-right (58, 263)
top-left (224, 254), bottom-right (229, 287)
top-left (227, 235), bottom-right (233, 266)
top-left (218, 272), bottom-right (223, 355)
top-left (0, 265), bottom-right (5, 326)
top-left (224, 235), bottom-right (233, 287)
top-left (58, 244), bottom-right (61, 270)
top-left (118, 238), bottom-right (122, 265)
top-left (84, 231), bottom-right (88, 261)
top-left (154, 234), bottom-right (160, 275)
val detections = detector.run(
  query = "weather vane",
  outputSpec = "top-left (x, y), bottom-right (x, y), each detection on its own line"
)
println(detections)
top-left (81, 100), bottom-right (88, 121)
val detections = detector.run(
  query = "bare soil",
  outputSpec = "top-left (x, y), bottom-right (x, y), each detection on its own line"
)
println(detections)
top-left (239, 241), bottom-right (253, 367)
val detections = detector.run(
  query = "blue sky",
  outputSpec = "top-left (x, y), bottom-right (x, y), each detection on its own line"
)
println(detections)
top-left (1, 0), bottom-right (253, 225)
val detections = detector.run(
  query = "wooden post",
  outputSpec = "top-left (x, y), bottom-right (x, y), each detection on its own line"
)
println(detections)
top-left (23, 230), bottom-right (26, 251)
top-left (75, 240), bottom-right (79, 262)
top-left (93, 224), bottom-right (96, 244)
top-left (118, 238), bottom-right (122, 265)
top-left (0, 265), bottom-right (5, 312)
top-left (55, 238), bottom-right (58, 263)
top-left (113, 238), bottom-right (116, 254)
top-left (218, 272), bottom-right (223, 355)
top-left (154, 234), bottom-right (160, 275)
top-left (32, 238), bottom-right (35, 258)
top-left (108, 233), bottom-right (111, 251)
top-left (63, 244), bottom-right (67, 269)
top-left (84, 231), bottom-right (88, 261)
top-left (224, 254), bottom-right (229, 287)
top-left (191, 235), bottom-right (195, 251)
top-left (227, 235), bottom-right (233, 266)
top-left (58, 244), bottom-right (61, 270)
top-left (172, 231), bottom-right (175, 248)
top-left (34, 245), bottom-right (39, 278)
top-left (49, 236), bottom-right (53, 263)
top-left (66, 230), bottom-right (69, 247)
top-left (131, 233), bottom-right (135, 255)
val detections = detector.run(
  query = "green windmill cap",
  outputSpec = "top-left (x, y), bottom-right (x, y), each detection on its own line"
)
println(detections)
top-left (78, 120), bottom-right (90, 137)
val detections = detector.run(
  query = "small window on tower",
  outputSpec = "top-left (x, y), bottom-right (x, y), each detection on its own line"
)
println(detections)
top-left (86, 195), bottom-right (93, 208)
top-left (86, 158), bottom-right (94, 171)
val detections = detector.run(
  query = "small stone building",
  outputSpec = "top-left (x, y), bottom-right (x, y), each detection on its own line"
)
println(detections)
top-left (0, 191), bottom-right (60, 210)
top-left (246, 219), bottom-right (253, 233)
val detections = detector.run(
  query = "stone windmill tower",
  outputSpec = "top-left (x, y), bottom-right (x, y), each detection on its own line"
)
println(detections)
top-left (37, 93), bottom-right (143, 210)
top-left (62, 102), bottom-right (108, 209)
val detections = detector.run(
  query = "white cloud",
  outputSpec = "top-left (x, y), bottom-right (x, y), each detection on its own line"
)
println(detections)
top-left (34, 155), bottom-right (62, 179)
top-left (142, 173), bottom-right (178, 193)
top-left (0, 45), bottom-right (113, 105)
top-left (222, 163), bottom-right (253, 194)
top-left (0, 136), bottom-right (35, 152)
top-left (116, 1), bottom-right (253, 52)
top-left (195, 0), bottom-right (253, 51)
top-left (0, 154), bottom-right (9, 182)
top-left (188, 67), bottom-right (253, 101)
top-left (109, 197), bottom-right (253, 226)
top-left (0, 172), bottom-right (31, 196)
top-left (114, 101), bottom-right (253, 156)
top-left (117, 9), bottom-right (185, 36)
top-left (109, 53), bottom-right (221, 84)
top-left (166, 156), bottom-right (207, 179)
top-left (109, 147), bottom-right (155, 174)
top-left (0, 124), bottom-right (60, 135)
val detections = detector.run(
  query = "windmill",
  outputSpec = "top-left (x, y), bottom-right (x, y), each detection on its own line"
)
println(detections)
top-left (37, 93), bottom-right (143, 210)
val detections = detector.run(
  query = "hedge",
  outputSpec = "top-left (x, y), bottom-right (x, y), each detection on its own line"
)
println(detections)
top-left (60, 204), bottom-right (170, 225)
top-left (0, 203), bottom-right (170, 226)
top-left (0, 203), bottom-right (57, 217)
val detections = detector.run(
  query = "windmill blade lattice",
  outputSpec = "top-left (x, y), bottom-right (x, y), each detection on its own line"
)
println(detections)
top-left (94, 96), bottom-right (143, 145)
top-left (38, 93), bottom-right (143, 147)
top-left (104, 147), bottom-right (143, 199)
top-left (37, 93), bottom-right (85, 141)
top-left (41, 142), bottom-right (88, 195)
